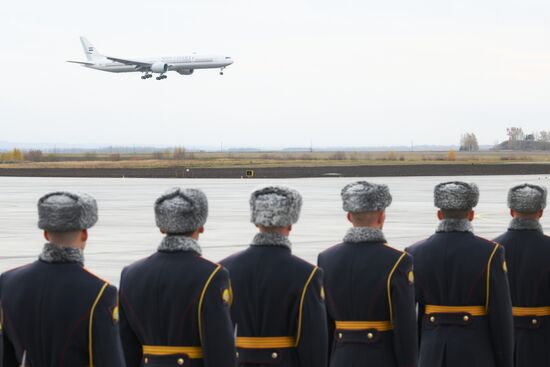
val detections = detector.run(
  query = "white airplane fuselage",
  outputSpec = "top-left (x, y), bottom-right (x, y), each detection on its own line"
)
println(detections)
top-left (88, 55), bottom-right (233, 73)
top-left (68, 37), bottom-right (234, 79)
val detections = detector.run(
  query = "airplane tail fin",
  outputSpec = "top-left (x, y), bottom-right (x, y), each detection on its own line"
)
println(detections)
top-left (80, 37), bottom-right (104, 62)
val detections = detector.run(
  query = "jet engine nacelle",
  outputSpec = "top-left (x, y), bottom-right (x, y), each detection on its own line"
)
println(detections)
top-left (151, 62), bottom-right (168, 73)
top-left (177, 69), bottom-right (194, 75)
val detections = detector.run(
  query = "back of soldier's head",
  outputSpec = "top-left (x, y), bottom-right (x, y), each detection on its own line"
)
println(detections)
top-left (434, 181), bottom-right (479, 221)
top-left (249, 186), bottom-right (302, 235)
top-left (508, 183), bottom-right (547, 219)
top-left (37, 191), bottom-right (98, 248)
top-left (341, 181), bottom-right (392, 228)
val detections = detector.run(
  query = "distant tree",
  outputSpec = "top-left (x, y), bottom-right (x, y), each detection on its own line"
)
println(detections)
top-left (12, 148), bottom-right (23, 161)
top-left (525, 134), bottom-right (535, 141)
top-left (460, 133), bottom-right (479, 152)
top-left (0, 148), bottom-right (24, 162)
top-left (537, 131), bottom-right (550, 142)
top-left (25, 150), bottom-right (43, 162)
top-left (152, 151), bottom-right (164, 160)
top-left (173, 147), bottom-right (186, 160)
top-left (507, 127), bottom-right (525, 142)
top-left (447, 150), bottom-right (457, 161)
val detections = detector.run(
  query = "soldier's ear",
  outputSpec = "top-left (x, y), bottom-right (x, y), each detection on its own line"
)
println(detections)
top-left (468, 210), bottom-right (475, 221)
top-left (510, 209), bottom-right (515, 218)
top-left (43, 231), bottom-right (50, 241)
top-left (437, 210), bottom-right (443, 220)
top-left (347, 212), bottom-right (353, 223)
top-left (198, 226), bottom-right (205, 234)
top-left (537, 209), bottom-right (544, 219)
top-left (81, 229), bottom-right (88, 242)
top-left (378, 211), bottom-right (386, 225)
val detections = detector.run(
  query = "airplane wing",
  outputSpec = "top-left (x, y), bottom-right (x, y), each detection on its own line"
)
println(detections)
top-left (66, 60), bottom-right (95, 65)
top-left (106, 56), bottom-right (152, 67)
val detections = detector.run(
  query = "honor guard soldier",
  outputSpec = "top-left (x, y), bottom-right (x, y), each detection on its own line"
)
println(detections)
top-left (221, 186), bottom-right (328, 367)
top-left (118, 188), bottom-right (236, 367)
top-left (407, 181), bottom-right (514, 367)
top-left (317, 181), bottom-right (418, 367)
top-left (0, 192), bottom-right (125, 366)
top-left (494, 184), bottom-right (550, 366)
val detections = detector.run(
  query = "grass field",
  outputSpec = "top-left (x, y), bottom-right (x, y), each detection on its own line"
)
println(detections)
top-left (1, 150), bottom-right (550, 170)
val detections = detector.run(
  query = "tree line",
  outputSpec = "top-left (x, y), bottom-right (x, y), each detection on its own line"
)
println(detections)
top-left (0, 147), bottom-right (194, 163)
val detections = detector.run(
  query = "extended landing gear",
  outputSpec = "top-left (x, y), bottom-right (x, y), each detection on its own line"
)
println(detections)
top-left (156, 74), bottom-right (167, 80)
top-left (141, 73), bottom-right (152, 80)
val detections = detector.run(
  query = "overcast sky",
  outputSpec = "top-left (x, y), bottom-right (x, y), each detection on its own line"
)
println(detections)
top-left (1, 0), bottom-right (549, 149)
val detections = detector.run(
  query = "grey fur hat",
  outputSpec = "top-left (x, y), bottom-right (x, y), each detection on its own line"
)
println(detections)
top-left (434, 181), bottom-right (479, 210)
top-left (38, 192), bottom-right (98, 232)
top-left (250, 186), bottom-right (302, 227)
top-left (508, 183), bottom-right (547, 213)
top-left (341, 181), bottom-right (392, 212)
top-left (155, 188), bottom-right (208, 233)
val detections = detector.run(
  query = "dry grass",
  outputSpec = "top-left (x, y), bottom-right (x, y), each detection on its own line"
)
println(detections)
top-left (1, 151), bottom-right (550, 169)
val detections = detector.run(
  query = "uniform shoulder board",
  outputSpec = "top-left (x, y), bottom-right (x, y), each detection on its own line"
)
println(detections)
top-left (221, 287), bottom-right (233, 305)
top-left (111, 305), bottom-right (119, 324)
top-left (502, 261), bottom-right (508, 273)
top-left (320, 286), bottom-right (325, 301)
top-left (408, 270), bottom-right (415, 285)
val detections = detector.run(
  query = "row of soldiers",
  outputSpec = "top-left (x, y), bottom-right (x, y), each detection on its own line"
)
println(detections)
top-left (0, 181), bottom-right (547, 367)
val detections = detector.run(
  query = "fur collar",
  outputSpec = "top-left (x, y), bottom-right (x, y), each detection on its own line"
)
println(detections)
top-left (39, 243), bottom-right (84, 265)
top-left (508, 218), bottom-right (543, 232)
top-left (436, 219), bottom-right (473, 233)
top-left (158, 235), bottom-right (202, 255)
top-left (251, 232), bottom-right (292, 249)
top-left (343, 227), bottom-right (386, 243)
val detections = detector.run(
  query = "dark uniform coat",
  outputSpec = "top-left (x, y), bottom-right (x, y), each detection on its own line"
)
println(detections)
top-left (318, 233), bottom-right (418, 367)
top-left (119, 247), bottom-right (235, 367)
top-left (0, 258), bottom-right (124, 367)
top-left (494, 222), bottom-right (550, 367)
top-left (407, 226), bottom-right (514, 367)
top-left (220, 236), bottom-right (328, 367)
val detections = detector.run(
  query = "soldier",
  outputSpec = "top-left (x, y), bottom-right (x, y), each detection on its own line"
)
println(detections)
top-left (407, 181), bottom-right (514, 367)
top-left (318, 181), bottom-right (417, 367)
top-left (221, 186), bottom-right (328, 367)
top-left (118, 188), bottom-right (235, 367)
top-left (494, 184), bottom-right (549, 366)
top-left (0, 191), bottom-right (125, 366)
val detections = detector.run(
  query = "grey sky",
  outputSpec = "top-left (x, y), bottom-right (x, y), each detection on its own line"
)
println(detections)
top-left (2, 0), bottom-right (549, 149)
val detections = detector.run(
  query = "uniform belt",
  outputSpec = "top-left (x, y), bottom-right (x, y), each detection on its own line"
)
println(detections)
top-left (142, 345), bottom-right (203, 359)
top-left (512, 306), bottom-right (550, 317)
top-left (236, 336), bottom-right (296, 349)
top-left (335, 321), bottom-right (393, 331)
top-left (425, 305), bottom-right (487, 316)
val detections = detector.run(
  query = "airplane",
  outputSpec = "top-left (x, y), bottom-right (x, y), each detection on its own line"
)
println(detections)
top-left (67, 37), bottom-right (234, 80)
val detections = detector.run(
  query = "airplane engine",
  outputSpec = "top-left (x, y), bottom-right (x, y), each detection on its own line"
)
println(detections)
top-left (151, 62), bottom-right (168, 73)
top-left (177, 69), bottom-right (194, 75)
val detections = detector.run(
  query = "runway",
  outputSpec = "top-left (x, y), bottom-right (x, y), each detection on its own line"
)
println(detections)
top-left (0, 175), bottom-right (548, 284)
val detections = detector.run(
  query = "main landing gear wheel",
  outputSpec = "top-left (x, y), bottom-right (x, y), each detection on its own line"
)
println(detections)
top-left (156, 75), bottom-right (167, 80)
top-left (141, 74), bottom-right (152, 79)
